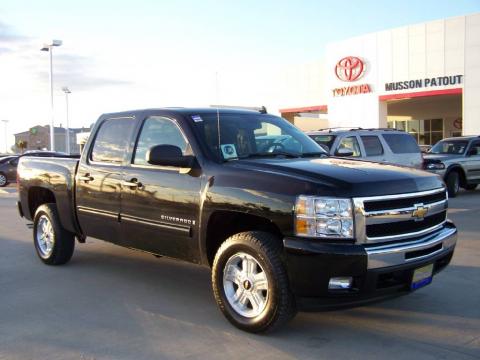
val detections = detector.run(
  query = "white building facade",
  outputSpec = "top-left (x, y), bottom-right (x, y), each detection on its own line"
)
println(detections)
top-left (279, 13), bottom-right (480, 144)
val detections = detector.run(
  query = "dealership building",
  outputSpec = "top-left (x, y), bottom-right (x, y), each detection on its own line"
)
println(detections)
top-left (278, 12), bottom-right (480, 145)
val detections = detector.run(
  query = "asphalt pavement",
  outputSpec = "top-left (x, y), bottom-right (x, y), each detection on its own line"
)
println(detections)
top-left (0, 187), bottom-right (479, 359)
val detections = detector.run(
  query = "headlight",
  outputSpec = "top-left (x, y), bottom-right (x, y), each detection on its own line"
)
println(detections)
top-left (294, 196), bottom-right (354, 239)
top-left (425, 162), bottom-right (445, 170)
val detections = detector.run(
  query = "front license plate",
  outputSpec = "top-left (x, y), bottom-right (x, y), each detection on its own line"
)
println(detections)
top-left (411, 264), bottom-right (434, 290)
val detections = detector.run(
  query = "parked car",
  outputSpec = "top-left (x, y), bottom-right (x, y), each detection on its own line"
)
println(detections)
top-left (423, 136), bottom-right (480, 197)
top-left (0, 155), bottom-right (19, 187)
top-left (307, 128), bottom-right (423, 168)
top-left (17, 108), bottom-right (456, 333)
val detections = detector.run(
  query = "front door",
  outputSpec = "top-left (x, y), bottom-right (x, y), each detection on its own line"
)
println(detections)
top-left (465, 140), bottom-right (480, 182)
top-left (76, 116), bottom-right (137, 243)
top-left (120, 115), bottom-right (201, 261)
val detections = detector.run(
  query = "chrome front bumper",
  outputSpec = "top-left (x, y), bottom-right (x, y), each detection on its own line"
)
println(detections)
top-left (365, 222), bottom-right (457, 269)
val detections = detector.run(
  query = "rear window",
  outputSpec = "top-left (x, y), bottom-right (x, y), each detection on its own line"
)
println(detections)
top-left (361, 136), bottom-right (384, 156)
top-left (382, 133), bottom-right (420, 154)
top-left (91, 118), bottom-right (136, 163)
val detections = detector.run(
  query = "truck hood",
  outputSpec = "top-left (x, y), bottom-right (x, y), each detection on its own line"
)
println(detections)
top-left (234, 157), bottom-right (443, 197)
top-left (423, 154), bottom-right (462, 162)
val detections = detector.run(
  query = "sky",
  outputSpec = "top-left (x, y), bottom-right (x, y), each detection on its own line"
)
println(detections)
top-left (1, 0), bottom-right (479, 152)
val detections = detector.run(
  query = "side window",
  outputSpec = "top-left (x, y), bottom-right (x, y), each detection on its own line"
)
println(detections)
top-left (338, 136), bottom-right (361, 157)
top-left (361, 136), bottom-right (384, 156)
top-left (469, 141), bottom-right (480, 156)
top-left (382, 133), bottom-right (419, 154)
top-left (133, 116), bottom-right (189, 165)
top-left (91, 118), bottom-right (136, 164)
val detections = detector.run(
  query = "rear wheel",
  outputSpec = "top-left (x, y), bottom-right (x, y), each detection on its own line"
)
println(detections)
top-left (212, 231), bottom-right (296, 333)
top-left (446, 171), bottom-right (460, 198)
top-left (0, 172), bottom-right (7, 187)
top-left (33, 204), bottom-right (75, 265)
top-left (464, 184), bottom-right (478, 191)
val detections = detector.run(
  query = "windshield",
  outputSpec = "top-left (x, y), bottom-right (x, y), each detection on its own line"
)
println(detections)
top-left (430, 140), bottom-right (468, 155)
top-left (191, 113), bottom-right (326, 161)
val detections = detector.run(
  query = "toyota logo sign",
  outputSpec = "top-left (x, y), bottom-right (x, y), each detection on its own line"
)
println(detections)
top-left (335, 56), bottom-right (365, 82)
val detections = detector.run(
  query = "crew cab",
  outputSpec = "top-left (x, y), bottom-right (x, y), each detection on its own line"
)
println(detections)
top-left (17, 108), bottom-right (457, 333)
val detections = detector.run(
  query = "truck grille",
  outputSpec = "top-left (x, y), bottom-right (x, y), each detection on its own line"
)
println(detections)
top-left (353, 188), bottom-right (448, 244)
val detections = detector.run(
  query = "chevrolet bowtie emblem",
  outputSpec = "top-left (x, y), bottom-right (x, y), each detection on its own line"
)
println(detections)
top-left (412, 204), bottom-right (428, 220)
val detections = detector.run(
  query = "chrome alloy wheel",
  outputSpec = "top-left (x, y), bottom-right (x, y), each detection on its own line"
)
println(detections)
top-left (36, 215), bottom-right (55, 258)
top-left (0, 174), bottom-right (6, 186)
top-left (223, 252), bottom-right (269, 318)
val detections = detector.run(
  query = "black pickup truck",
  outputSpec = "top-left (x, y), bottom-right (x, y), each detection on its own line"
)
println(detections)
top-left (17, 108), bottom-right (457, 333)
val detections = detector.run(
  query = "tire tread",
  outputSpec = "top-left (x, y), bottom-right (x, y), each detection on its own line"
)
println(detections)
top-left (212, 231), bottom-right (296, 333)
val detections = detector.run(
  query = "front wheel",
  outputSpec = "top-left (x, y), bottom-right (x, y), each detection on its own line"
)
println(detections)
top-left (212, 231), bottom-right (296, 333)
top-left (446, 171), bottom-right (460, 198)
top-left (33, 203), bottom-right (75, 265)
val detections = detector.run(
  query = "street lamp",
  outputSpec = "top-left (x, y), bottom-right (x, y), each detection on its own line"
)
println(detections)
top-left (62, 87), bottom-right (71, 154)
top-left (41, 39), bottom-right (62, 151)
top-left (1, 120), bottom-right (8, 153)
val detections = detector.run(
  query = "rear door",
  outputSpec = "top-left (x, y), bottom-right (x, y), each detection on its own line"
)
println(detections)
top-left (6, 157), bottom-right (19, 181)
top-left (359, 135), bottom-right (385, 163)
top-left (119, 114), bottom-right (201, 261)
top-left (76, 116), bottom-right (137, 243)
top-left (381, 133), bottom-right (423, 168)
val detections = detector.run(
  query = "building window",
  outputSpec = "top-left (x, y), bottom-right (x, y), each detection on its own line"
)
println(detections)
top-left (387, 119), bottom-right (443, 145)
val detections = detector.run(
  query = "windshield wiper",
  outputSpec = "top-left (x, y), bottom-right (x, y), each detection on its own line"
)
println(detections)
top-left (240, 151), bottom-right (301, 159)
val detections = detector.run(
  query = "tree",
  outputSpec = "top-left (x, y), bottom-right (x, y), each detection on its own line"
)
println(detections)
top-left (17, 140), bottom-right (28, 154)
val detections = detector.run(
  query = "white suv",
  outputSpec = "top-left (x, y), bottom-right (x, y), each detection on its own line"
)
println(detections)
top-left (307, 128), bottom-right (423, 168)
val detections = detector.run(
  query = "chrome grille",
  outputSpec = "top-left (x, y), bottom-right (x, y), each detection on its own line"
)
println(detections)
top-left (353, 188), bottom-right (448, 244)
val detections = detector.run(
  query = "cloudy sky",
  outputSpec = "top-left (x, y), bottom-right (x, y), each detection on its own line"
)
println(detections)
top-left (1, 0), bottom-right (479, 152)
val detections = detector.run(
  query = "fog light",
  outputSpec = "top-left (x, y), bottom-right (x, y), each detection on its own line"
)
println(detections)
top-left (328, 277), bottom-right (353, 290)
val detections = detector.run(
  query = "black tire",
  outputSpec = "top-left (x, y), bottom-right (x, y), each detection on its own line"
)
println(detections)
top-left (33, 203), bottom-right (75, 265)
top-left (0, 172), bottom-right (8, 187)
top-left (464, 184), bottom-right (478, 191)
top-left (446, 171), bottom-right (460, 198)
top-left (212, 231), bottom-right (296, 333)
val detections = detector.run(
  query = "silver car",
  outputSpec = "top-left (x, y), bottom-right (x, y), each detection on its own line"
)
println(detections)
top-left (423, 136), bottom-right (480, 197)
top-left (307, 128), bottom-right (423, 168)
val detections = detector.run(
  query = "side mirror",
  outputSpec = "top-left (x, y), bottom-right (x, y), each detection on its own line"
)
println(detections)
top-left (147, 145), bottom-right (195, 168)
top-left (335, 148), bottom-right (354, 157)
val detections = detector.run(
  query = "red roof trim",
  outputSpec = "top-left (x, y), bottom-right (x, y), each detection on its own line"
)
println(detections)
top-left (379, 88), bottom-right (462, 101)
top-left (279, 105), bottom-right (328, 113)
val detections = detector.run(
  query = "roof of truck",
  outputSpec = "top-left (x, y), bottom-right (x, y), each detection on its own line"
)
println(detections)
top-left (100, 107), bottom-right (267, 118)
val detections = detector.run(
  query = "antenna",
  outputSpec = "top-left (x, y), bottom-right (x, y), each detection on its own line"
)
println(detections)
top-left (215, 72), bottom-right (221, 159)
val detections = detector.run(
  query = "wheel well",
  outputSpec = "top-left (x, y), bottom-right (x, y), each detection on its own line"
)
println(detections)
top-left (446, 166), bottom-right (467, 187)
top-left (28, 187), bottom-right (56, 218)
top-left (205, 211), bottom-right (283, 267)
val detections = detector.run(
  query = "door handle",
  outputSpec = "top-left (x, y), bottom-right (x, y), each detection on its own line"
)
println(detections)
top-left (79, 174), bottom-right (94, 182)
top-left (122, 179), bottom-right (142, 189)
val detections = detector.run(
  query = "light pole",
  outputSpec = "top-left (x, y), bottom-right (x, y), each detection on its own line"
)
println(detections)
top-left (62, 87), bottom-right (71, 154)
top-left (1, 120), bottom-right (8, 153)
top-left (41, 39), bottom-right (62, 151)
